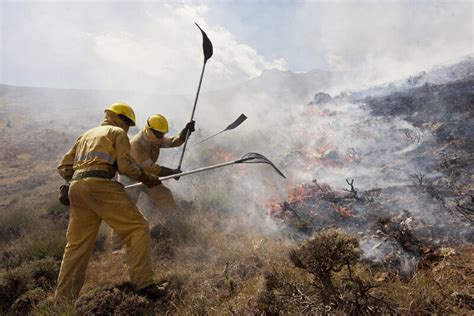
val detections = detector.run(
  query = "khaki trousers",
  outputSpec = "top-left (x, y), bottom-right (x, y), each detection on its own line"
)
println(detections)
top-left (129, 185), bottom-right (181, 218)
top-left (55, 178), bottom-right (154, 301)
top-left (112, 185), bottom-right (181, 250)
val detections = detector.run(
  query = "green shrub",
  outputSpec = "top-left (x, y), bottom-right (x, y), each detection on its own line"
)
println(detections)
top-left (0, 208), bottom-right (33, 241)
top-left (75, 282), bottom-right (152, 315)
top-left (35, 296), bottom-right (73, 316)
top-left (114, 295), bottom-right (150, 315)
top-left (26, 257), bottom-right (60, 291)
top-left (0, 269), bottom-right (30, 314)
top-left (44, 199), bottom-right (68, 217)
top-left (21, 225), bottom-right (105, 260)
top-left (23, 233), bottom-right (66, 260)
top-left (9, 288), bottom-right (47, 315)
top-left (289, 229), bottom-right (361, 302)
top-left (0, 250), bottom-right (22, 270)
top-left (0, 258), bottom-right (60, 314)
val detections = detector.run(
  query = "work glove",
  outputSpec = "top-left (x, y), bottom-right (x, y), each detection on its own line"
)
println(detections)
top-left (159, 166), bottom-right (182, 180)
top-left (138, 171), bottom-right (161, 188)
top-left (58, 184), bottom-right (70, 206)
top-left (179, 120), bottom-right (196, 140)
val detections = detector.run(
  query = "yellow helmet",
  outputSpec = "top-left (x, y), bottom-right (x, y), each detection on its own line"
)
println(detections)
top-left (106, 102), bottom-right (136, 126)
top-left (147, 114), bottom-right (169, 133)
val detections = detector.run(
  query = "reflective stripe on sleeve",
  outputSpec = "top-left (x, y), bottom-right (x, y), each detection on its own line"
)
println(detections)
top-left (74, 151), bottom-right (116, 164)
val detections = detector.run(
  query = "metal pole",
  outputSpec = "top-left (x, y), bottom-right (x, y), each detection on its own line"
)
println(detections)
top-left (190, 130), bottom-right (225, 147)
top-left (178, 62), bottom-right (207, 169)
top-left (190, 113), bottom-right (247, 147)
top-left (125, 158), bottom-right (242, 189)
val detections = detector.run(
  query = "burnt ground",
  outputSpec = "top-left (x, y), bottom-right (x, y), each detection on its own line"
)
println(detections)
top-left (362, 76), bottom-right (474, 224)
top-left (0, 69), bottom-right (473, 314)
top-left (270, 76), bottom-right (473, 273)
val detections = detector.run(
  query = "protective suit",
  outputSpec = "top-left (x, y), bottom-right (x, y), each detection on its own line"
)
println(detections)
top-left (55, 108), bottom-right (159, 302)
top-left (129, 125), bottom-right (185, 213)
top-left (112, 121), bottom-right (191, 250)
top-left (133, 125), bottom-right (186, 174)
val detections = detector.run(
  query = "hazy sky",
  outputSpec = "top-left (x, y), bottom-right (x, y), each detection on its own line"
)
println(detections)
top-left (1, 0), bottom-right (473, 93)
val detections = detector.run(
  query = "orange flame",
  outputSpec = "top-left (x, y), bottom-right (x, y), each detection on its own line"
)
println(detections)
top-left (267, 202), bottom-right (282, 216)
top-left (331, 203), bottom-right (353, 218)
top-left (216, 148), bottom-right (234, 161)
top-left (287, 185), bottom-right (308, 203)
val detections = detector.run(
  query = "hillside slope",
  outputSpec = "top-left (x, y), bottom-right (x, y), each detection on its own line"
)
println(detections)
top-left (0, 59), bottom-right (473, 314)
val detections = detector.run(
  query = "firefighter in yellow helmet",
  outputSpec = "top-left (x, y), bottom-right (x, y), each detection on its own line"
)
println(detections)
top-left (112, 114), bottom-right (195, 250)
top-left (55, 102), bottom-right (164, 302)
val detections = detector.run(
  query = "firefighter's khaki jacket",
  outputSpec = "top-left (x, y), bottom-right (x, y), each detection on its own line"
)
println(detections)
top-left (129, 127), bottom-right (185, 176)
top-left (58, 111), bottom-right (142, 180)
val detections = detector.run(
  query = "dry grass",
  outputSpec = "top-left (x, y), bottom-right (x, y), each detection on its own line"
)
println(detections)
top-left (35, 204), bottom-right (474, 314)
top-left (2, 72), bottom-right (473, 314)
top-left (0, 195), bottom-right (472, 314)
top-left (0, 207), bottom-right (35, 242)
top-left (379, 245), bottom-right (474, 314)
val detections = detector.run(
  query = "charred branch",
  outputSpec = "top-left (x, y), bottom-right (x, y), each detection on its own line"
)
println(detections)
top-left (223, 262), bottom-right (230, 277)
top-left (223, 262), bottom-right (236, 296)
top-left (455, 201), bottom-right (474, 223)
top-left (411, 172), bottom-right (426, 186)
top-left (285, 283), bottom-right (320, 312)
top-left (344, 178), bottom-right (358, 199)
top-left (378, 212), bottom-right (423, 256)
top-left (394, 226), bottom-right (420, 255)
top-left (283, 202), bottom-right (304, 222)
top-left (282, 202), bottom-right (315, 234)
top-left (341, 276), bottom-right (384, 314)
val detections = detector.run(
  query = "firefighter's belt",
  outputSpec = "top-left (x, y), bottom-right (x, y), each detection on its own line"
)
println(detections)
top-left (71, 170), bottom-right (114, 181)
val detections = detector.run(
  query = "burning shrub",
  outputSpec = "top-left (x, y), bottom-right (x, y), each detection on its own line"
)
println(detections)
top-left (289, 229), bottom-right (361, 301)
top-left (74, 282), bottom-right (152, 315)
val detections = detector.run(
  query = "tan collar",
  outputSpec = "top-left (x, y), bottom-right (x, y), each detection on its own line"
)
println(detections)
top-left (143, 127), bottom-right (164, 147)
top-left (102, 111), bottom-right (130, 132)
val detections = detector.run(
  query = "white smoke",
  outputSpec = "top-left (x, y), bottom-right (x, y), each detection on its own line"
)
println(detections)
top-left (314, 1), bottom-right (473, 86)
top-left (2, 1), bottom-right (471, 238)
